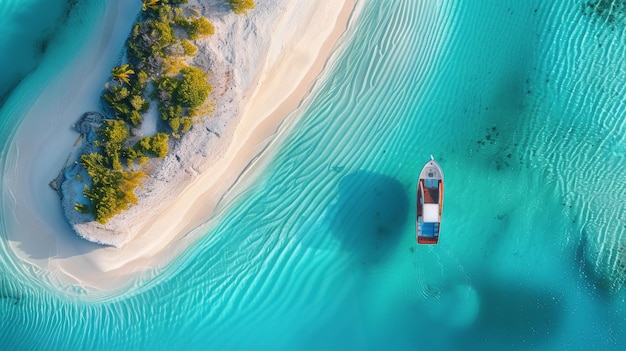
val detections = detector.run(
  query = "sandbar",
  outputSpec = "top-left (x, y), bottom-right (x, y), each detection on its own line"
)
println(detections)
top-left (2, 0), bottom-right (358, 296)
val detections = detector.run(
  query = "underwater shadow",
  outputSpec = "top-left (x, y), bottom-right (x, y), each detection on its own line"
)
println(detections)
top-left (327, 171), bottom-right (409, 263)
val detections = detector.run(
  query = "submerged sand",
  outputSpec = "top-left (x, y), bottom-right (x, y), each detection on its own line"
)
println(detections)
top-left (2, 0), bottom-right (358, 294)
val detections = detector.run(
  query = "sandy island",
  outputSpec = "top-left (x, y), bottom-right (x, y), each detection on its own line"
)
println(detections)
top-left (2, 0), bottom-right (358, 294)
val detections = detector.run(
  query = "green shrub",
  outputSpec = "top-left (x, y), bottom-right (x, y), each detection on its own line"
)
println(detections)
top-left (159, 104), bottom-right (183, 121)
top-left (103, 86), bottom-right (145, 126)
top-left (157, 76), bottom-right (178, 99)
top-left (148, 19), bottom-right (176, 55)
top-left (181, 39), bottom-right (197, 56)
top-left (176, 16), bottom-right (214, 40)
top-left (229, 0), bottom-right (254, 15)
top-left (174, 66), bottom-right (212, 108)
top-left (136, 70), bottom-right (149, 89)
top-left (180, 117), bottom-right (193, 133)
top-left (99, 119), bottom-right (128, 144)
top-left (156, 4), bottom-right (175, 23)
top-left (80, 153), bottom-right (146, 224)
top-left (130, 110), bottom-right (143, 126)
top-left (98, 119), bottom-right (128, 168)
top-left (104, 85), bottom-right (129, 103)
top-left (168, 116), bottom-right (194, 137)
top-left (137, 132), bottom-right (169, 158)
top-left (128, 23), bottom-right (151, 64)
top-left (124, 147), bottom-right (139, 168)
top-left (129, 95), bottom-right (146, 111)
top-left (168, 117), bottom-right (181, 133)
top-left (104, 86), bottom-right (129, 117)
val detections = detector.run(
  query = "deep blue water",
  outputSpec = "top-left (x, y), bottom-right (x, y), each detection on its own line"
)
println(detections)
top-left (2, 0), bottom-right (626, 350)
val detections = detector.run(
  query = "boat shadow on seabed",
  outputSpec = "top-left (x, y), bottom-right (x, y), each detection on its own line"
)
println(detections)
top-left (326, 170), bottom-right (409, 264)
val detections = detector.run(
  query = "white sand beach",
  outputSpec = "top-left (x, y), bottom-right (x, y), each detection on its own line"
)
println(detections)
top-left (2, 0), bottom-right (357, 293)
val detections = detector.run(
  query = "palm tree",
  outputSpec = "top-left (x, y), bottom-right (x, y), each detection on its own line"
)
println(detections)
top-left (111, 64), bottom-right (135, 86)
top-left (141, 0), bottom-right (160, 11)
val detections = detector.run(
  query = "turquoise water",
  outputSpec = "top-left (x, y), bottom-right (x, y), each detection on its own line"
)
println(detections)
top-left (2, 0), bottom-right (626, 350)
top-left (0, 0), bottom-right (105, 141)
top-left (0, 0), bottom-right (84, 106)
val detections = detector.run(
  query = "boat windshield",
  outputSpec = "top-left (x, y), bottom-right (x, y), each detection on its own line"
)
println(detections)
top-left (424, 179), bottom-right (438, 188)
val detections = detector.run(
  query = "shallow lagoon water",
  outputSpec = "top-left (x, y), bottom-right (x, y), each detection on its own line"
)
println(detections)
top-left (1, 0), bottom-right (626, 350)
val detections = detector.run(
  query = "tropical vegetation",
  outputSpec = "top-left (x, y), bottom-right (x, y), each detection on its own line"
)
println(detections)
top-left (74, 0), bottom-right (253, 224)
top-left (142, 0), bottom-right (160, 11)
top-left (80, 153), bottom-right (146, 224)
top-left (111, 64), bottom-right (135, 85)
top-left (230, 0), bottom-right (255, 15)
top-left (176, 16), bottom-right (215, 40)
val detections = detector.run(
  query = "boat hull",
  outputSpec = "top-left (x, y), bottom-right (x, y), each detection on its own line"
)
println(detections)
top-left (416, 158), bottom-right (444, 244)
